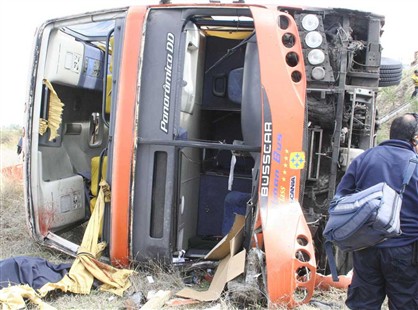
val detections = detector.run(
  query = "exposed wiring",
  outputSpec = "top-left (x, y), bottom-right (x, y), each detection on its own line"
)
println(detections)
top-left (336, 26), bottom-right (350, 43)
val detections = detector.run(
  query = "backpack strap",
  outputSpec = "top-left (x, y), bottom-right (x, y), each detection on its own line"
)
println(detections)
top-left (400, 155), bottom-right (418, 196)
top-left (324, 241), bottom-right (339, 282)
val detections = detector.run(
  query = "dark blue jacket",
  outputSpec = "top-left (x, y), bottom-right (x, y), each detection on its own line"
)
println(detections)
top-left (335, 140), bottom-right (418, 247)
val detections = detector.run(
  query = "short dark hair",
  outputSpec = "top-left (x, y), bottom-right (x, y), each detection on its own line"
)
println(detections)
top-left (390, 113), bottom-right (418, 142)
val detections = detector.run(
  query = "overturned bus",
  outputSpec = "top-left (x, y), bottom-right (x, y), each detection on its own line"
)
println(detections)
top-left (22, 1), bottom-right (401, 307)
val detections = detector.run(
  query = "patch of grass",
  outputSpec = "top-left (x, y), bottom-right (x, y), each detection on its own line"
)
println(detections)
top-left (376, 121), bottom-right (391, 144)
top-left (131, 261), bottom-right (184, 293)
top-left (44, 290), bottom-right (126, 310)
top-left (0, 125), bottom-right (21, 149)
top-left (411, 97), bottom-right (418, 112)
top-left (377, 66), bottom-right (418, 117)
top-left (1, 125), bottom-right (22, 170)
top-left (0, 176), bottom-right (30, 259)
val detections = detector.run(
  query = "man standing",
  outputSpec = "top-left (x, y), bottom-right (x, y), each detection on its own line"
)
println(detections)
top-left (334, 113), bottom-right (418, 309)
top-left (412, 70), bottom-right (418, 98)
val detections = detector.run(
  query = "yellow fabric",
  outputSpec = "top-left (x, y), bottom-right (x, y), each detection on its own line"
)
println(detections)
top-left (108, 36), bottom-right (114, 73)
top-left (38, 79), bottom-right (65, 141)
top-left (90, 197), bottom-right (97, 212)
top-left (0, 285), bottom-right (55, 310)
top-left (90, 155), bottom-right (107, 223)
top-left (412, 74), bottom-right (418, 87)
top-left (105, 36), bottom-right (114, 114)
top-left (91, 156), bottom-right (108, 197)
top-left (105, 75), bottom-right (113, 114)
top-left (39, 119), bottom-right (48, 136)
top-left (39, 181), bottom-right (134, 297)
top-left (203, 30), bottom-right (252, 40)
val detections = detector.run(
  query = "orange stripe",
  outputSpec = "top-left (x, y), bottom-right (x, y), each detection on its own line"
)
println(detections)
top-left (251, 7), bottom-right (315, 307)
top-left (110, 6), bottom-right (146, 267)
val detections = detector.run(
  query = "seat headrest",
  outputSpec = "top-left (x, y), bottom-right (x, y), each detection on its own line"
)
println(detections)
top-left (241, 36), bottom-right (262, 149)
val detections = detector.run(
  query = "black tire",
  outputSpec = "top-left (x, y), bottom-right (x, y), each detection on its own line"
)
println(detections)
top-left (379, 72), bottom-right (403, 81)
top-left (379, 80), bottom-right (401, 87)
top-left (380, 57), bottom-right (403, 70)
top-left (380, 68), bottom-right (402, 75)
top-left (379, 57), bottom-right (403, 87)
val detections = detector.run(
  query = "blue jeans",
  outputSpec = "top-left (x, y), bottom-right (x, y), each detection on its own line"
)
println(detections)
top-left (221, 191), bottom-right (251, 236)
top-left (346, 244), bottom-right (418, 310)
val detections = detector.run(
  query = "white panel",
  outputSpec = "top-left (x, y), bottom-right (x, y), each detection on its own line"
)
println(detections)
top-left (40, 175), bottom-right (85, 230)
top-left (44, 30), bottom-right (84, 86)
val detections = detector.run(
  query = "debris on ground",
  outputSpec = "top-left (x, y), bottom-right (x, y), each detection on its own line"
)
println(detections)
top-left (165, 297), bottom-right (201, 307)
top-left (0, 284), bottom-right (55, 310)
top-left (176, 215), bottom-right (246, 302)
top-left (141, 290), bottom-right (172, 309)
top-left (124, 291), bottom-right (145, 309)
